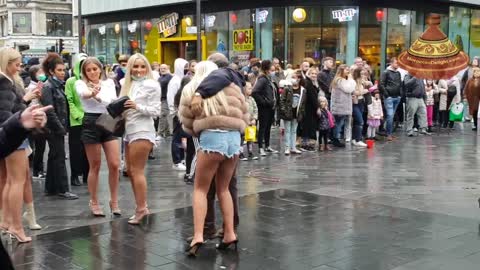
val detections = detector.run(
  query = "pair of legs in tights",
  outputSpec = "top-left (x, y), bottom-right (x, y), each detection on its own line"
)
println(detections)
top-left (190, 151), bottom-right (238, 247)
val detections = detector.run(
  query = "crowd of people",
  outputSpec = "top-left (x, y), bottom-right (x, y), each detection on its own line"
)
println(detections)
top-left (0, 45), bottom-right (478, 259)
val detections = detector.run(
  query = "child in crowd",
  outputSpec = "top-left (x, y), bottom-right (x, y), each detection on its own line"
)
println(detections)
top-left (367, 90), bottom-right (383, 139)
top-left (424, 79), bottom-right (438, 133)
top-left (317, 96), bottom-right (333, 151)
top-left (240, 81), bottom-right (259, 161)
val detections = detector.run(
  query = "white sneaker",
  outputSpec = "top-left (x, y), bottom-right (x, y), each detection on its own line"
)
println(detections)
top-left (413, 128), bottom-right (418, 132)
top-left (345, 138), bottom-right (351, 143)
top-left (155, 135), bottom-right (161, 141)
top-left (355, 141), bottom-right (367, 147)
top-left (291, 148), bottom-right (302, 154)
top-left (260, 148), bottom-right (266, 156)
top-left (284, 148), bottom-right (290, 155)
top-left (172, 163), bottom-right (186, 171)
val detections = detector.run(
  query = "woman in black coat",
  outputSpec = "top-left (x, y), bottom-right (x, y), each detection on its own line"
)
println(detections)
top-left (252, 60), bottom-right (278, 156)
top-left (40, 53), bottom-right (78, 200)
top-left (299, 67), bottom-right (320, 151)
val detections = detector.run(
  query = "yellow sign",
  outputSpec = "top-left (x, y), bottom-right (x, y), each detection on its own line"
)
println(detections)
top-left (233, 28), bottom-right (254, 51)
top-left (158, 13), bottom-right (179, 38)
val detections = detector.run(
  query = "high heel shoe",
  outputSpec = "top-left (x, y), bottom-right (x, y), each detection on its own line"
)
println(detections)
top-left (89, 201), bottom-right (105, 217)
top-left (109, 201), bottom-right (122, 216)
top-left (216, 239), bottom-right (239, 251)
top-left (128, 208), bottom-right (150, 225)
top-left (8, 230), bottom-right (32, 243)
top-left (185, 242), bottom-right (203, 257)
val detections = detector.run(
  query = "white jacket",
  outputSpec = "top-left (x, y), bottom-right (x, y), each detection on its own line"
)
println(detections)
top-left (368, 98), bottom-right (383, 120)
top-left (124, 79), bottom-right (161, 135)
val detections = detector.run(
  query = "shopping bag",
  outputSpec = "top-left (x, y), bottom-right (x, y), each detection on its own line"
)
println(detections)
top-left (245, 125), bottom-right (257, 142)
top-left (96, 113), bottom-right (125, 137)
top-left (449, 102), bottom-right (464, 122)
top-left (326, 110), bottom-right (335, 128)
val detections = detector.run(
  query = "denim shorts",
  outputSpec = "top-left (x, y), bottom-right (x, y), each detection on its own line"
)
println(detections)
top-left (199, 130), bottom-right (241, 158)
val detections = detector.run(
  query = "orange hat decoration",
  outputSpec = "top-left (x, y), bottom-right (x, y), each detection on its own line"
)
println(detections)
top-left (398, 14), bottom-right (469, 79)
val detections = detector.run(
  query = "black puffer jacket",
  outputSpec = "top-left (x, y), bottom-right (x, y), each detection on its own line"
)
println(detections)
top-left (0, 75), bottom-right (26, 124)
top-left (379, 68), bottom-right (402, 98)
top-left (40, 78), bottom-right (69, 135)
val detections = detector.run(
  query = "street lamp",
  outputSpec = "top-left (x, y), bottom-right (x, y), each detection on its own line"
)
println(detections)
top-left (196, 0), bottom-right (201, 61)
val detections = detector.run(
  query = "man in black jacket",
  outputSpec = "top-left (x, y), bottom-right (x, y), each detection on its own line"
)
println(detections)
top-left (318, 57), bottom-right (335, 101)
top-left (0, 104), bottom-right (50, 270)
top-left (379, 57), bottom-right (403, 141)
top-left (404, 74), bottom-right (430, 136)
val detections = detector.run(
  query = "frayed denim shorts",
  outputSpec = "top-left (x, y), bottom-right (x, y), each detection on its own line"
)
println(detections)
top-left (199, 130), bottom-right (241, 158)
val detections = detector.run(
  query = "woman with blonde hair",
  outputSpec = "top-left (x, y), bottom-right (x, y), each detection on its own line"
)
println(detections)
top-left (179, 61), bottom-right (249, 256)
top-left (330, 64), bottom-right (356, 147)
top-left (75, 57), bottom-right (120, 216)
top-left (179, 61), bottom-right (218, 183)
top-left (120, 53), bottom-right (161, 224)
top-left (0, 47), bottom-right (33, 242)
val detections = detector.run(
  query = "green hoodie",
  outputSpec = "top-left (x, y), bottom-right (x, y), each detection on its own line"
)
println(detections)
top-left (65, 53), bottom-right (88, 127)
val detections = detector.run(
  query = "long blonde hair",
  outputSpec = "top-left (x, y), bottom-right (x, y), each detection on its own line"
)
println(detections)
top-left (332, 64), bottom-right (349, 89)
top-left (0, 47), bottom-right (24, 93)
top-left (81, 57), bottom-right (106, 83)
top-left (119, 53), bottom-right (154, 97)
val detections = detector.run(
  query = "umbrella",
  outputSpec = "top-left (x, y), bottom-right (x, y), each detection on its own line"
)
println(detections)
top-left (398, 14), bottom-right (469, 80)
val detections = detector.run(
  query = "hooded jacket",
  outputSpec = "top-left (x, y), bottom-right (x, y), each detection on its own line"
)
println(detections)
top-left (65, 53), bottom-right (88, 127)
top-left (167, 58), bottom-right (188, 114)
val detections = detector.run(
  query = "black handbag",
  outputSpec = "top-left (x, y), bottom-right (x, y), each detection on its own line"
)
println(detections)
top-left (107, 96), bottom-right (130, 118)
top-left (95, 113), bottom-right (125, 137)
top-left (447, 85), bottom-right (457, 99)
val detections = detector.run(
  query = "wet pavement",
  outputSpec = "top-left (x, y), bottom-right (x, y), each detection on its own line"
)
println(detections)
top-left (5, 126), bottom-right (480, 269)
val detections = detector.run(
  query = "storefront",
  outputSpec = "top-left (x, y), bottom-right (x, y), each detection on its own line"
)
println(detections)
top-left (82, 0), bottom-right (480, 71)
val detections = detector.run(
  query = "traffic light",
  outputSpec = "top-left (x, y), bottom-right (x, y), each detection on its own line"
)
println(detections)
top-left (59, 39), bottom-right (64, 53)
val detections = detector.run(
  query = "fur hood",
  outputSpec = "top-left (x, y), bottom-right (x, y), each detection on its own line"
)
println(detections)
top-left (179, 83), bottom-right (249, 136)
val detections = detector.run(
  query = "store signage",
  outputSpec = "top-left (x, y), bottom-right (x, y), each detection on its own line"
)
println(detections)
top-left (128, 22), bottom-right (137, 33)
top-left (98, 25), bottom-right (106, 35)
top-left (399, 14), bottom-right (409, 26)
top-left (186, 26), bottom-right (197, 34)
top-left (158, 12), bottom-right (179, 38)
top-left (252, 10), bottom-right (269, 24)
top-left (233, 28), bottom-right (254, 51)
top-left (206, 15), bottom-right (216, 27)
top-left (332, 8), bottom-right (356, 22)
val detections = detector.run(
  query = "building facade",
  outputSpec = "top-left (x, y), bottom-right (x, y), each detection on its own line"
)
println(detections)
top-left (81, 0), bottom-right (480, 71)
top-left (0, 0), bottom-right (78, 61)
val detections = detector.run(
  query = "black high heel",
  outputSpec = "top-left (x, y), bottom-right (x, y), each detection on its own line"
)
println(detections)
top-left (216, 239), bottom-right (239, 251)
top-left (185, 242), bottom-right (203, 257)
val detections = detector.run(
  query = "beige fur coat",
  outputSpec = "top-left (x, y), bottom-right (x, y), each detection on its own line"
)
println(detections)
top-left (179, 83), bottom-right (250, 136)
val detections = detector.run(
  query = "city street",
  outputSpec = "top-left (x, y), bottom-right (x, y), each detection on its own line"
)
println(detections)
top-left (5, 129), bottom-right (480, 270)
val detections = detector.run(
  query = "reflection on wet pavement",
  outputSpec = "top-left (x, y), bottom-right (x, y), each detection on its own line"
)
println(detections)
top-left (5, 132), bottom-right (480, 269)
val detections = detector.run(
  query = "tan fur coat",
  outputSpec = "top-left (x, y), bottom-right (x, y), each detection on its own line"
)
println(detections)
top-left (179, 83), bottom-right (249, 136)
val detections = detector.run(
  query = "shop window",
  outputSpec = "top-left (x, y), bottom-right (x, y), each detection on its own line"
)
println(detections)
top-left (287, 6), bottom-right (355, 67)
top-left (386, 9), bottom-right (412, 64)
top-left (359, 8), bottom-right (383, 77)
top-left (86, 24), bottom-right (107, 63)
top-left (411, 11), bottom-right (425, 42)
top-left (12, 13), bottom-right (31, 34)
top-left (205, 12), bottom-right (229, 59)
top-left (471, 9), bottom-right (480, 58)
top-left (229, 9), bottom-right (255, 67)
top-left (46, 13), bottom-right (72, 36)
top-left (271, 8), bottom-right (285, 64)
top-left (449, 7), bottom-right (471, 56)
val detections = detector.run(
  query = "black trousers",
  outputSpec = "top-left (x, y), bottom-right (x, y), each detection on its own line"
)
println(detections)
top-left (0, 240), bottom-right (13, 270)
top-left (440, 111), bottom-right (454, 128)
top-left (185, 137), bottom-right (196, 176)
top-left (32, 134), bottom-right (46, 175)
top-left (68, 126), bottom-right (89, 178)
top-left (258, 107), bottom-right (274, 149)
top-left (205, 171), bottom-right (239, 230)
top-left (171, 116), bottom-right (185, 164)
top-left (45, 134), bottom-right (69, 194)
top-left (318, 130), bottom-right (329, 145)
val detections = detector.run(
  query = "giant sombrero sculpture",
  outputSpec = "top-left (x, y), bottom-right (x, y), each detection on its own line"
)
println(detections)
top-left (398, 14), bottom-right (469, 79)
